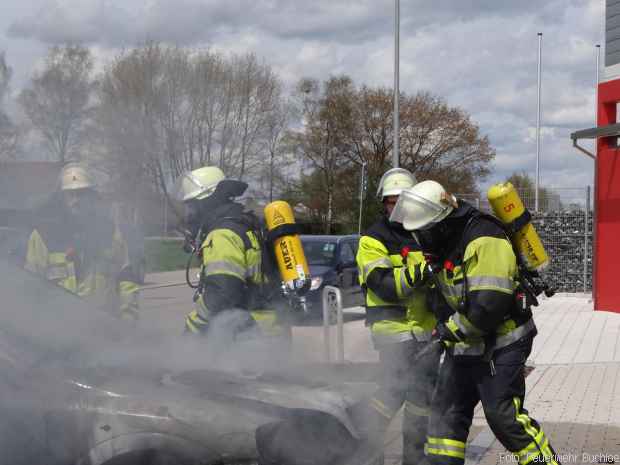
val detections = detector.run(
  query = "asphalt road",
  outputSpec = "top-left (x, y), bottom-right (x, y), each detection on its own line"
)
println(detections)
top-left (139, 270), bottom-right (378, 363)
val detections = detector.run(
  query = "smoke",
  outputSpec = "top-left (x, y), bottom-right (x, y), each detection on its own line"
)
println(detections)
top-left (0, 247), bottom-right (297, 377)
top-left (0, 222), bottom-right (385, 464)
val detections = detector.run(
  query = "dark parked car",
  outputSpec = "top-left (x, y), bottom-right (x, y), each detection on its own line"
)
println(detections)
top-left (300, 235), bottom-right (365, 321)
top-left (0, 233), bottom-right (382, 465)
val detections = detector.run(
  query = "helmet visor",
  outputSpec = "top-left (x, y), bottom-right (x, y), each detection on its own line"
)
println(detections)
top-left (172, 172), bottom-right (218, 203)
top-left (389, 189), bottom-right (450, 231)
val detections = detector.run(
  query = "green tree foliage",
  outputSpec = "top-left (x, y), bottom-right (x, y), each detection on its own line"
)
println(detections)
top-left (506, 171), bottom-right (561, 211)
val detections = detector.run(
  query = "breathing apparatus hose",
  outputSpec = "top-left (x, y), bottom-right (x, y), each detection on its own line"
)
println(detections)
top-left (181, 226), bottom-right (202, 290)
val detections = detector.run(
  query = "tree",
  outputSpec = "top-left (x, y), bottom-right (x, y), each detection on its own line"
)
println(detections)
top-left (506, 171), bottom-right (535, 193)
top-left (94, 44), bottom-right (289, 215)
top-left (18, 45), bottom-right (94, 163)
top-left (258, 95), bottom-right (295, 202)
top-left (94, 43), bottom-right (173, 213)
top-left (506, 171), bottom-right (561, 211)
top-left (286, 76), bottom-right (358, 233)
top-left (0, 52), bottom-right (20, 160)
top-left (399, 92), bottom-right (494, 193)
top-left (287, 76), bottom-right (495, 233)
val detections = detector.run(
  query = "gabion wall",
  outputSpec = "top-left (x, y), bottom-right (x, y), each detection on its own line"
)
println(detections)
top-left (533, 211), bottom-right (593, 293)
top-left (458, 188), bottom-right (593, 293)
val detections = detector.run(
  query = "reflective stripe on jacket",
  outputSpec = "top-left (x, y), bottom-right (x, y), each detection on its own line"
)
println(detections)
top-left (436, 211), bottom-right (536, 357)
top-left (25, 227), bottom-right (139, 320)
top-left (185, 206), bottom-right (286, 337)
top-left (357, 217), bottom-right (435, 345)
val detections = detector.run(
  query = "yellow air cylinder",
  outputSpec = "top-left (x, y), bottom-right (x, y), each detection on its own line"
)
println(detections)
top-left (264, 201), bottom-right (310, 293)
top-left (487, 182), bottom-right (549, 271)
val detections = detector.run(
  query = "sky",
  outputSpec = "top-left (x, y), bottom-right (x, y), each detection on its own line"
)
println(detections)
top-left (0, 0), bottom-right (605, 199)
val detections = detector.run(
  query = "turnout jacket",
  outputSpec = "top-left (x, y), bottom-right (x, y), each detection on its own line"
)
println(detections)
top-left (422, 204), bottom-right (537, 358)
top-left (24, 214), bottom-right (139, 320)
top-left (184, 202), bottom-right (283, 336)
top-left (356, 215), bottom-right (436, 346)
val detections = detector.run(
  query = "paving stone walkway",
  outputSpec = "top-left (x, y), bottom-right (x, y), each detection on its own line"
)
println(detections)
top-left (384, 295), bottom-right (620, 465)
top-left (144, 272), bottom-right (620, 464)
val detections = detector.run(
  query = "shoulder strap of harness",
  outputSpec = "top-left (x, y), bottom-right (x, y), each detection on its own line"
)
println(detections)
top-left (218, 212), bottom-right (281, 293)
top-left (214, 213), bottom-right (257, 251)
top-left (456, 211), bottom-right (535, 326)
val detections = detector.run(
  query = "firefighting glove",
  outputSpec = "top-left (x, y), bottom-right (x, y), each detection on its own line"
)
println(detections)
top-left (404, 260), bottom-right (436, 289)
top-left (426, 286), bottom-right (454, 322)
top-left (433, 321), bottom-right (463, 344)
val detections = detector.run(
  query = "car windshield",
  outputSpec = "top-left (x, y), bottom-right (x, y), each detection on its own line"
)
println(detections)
top-left (302, 240), bottom-right (337, 266)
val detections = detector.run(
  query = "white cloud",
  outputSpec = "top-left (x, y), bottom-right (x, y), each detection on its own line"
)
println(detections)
top-left (1, 0), bottom-right (604, 191)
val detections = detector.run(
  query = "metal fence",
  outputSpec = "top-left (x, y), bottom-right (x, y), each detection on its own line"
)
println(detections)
top-left (457, 187), bottom-right (593, 293)
top-left (152, 185), bottom-right (594, 294)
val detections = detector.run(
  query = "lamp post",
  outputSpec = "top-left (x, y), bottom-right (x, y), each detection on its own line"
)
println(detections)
top-left (358, 161), bottom-right (367, 235)
top-left (535, 32), bottom-right (542, 212)
top-left (596, 44), bottom-right (601, 125)
top-left (393, 0), bottom-right (400, 168)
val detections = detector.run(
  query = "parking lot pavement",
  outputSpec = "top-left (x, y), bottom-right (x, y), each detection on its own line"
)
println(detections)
top-left (137, 271), bottom-right (190, 334)
top-left (142, 273), bottom-right (620, 464)
top-left (468, 295), bottom-right (620, 465)
top-left (530, 294), bottom-right (620, 365)
top-left (291, 307), bottom-right (379, 363)
top-left (290, 294), bottom-right (620, 464)
top-left (140, 270), bottom-right (379, 362)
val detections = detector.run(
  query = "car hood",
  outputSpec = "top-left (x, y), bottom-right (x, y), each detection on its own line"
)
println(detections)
top-left (167, 365), bottom-right (377, 436)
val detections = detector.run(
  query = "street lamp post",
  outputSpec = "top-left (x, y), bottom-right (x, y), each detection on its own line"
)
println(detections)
top-left (596, 44), bottom-right (601, 125)
top-left (393, 0), bottom-right (400, 168)
top-left (535, 32), bottom-right (542, 212)
top-left (358, 161), bottom-right (367, 235)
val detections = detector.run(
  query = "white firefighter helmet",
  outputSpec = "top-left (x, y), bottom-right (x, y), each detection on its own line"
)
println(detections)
top-left (389, 180), bottom-right (457, 231)
top-left (58, 164), bottom-right (96, 191)
top-left (173, 166), bottom-right (226, 202)
top-left (376, 168), bottom-right (417, 198)
top-left (173, 166), bottom-right (248, 203)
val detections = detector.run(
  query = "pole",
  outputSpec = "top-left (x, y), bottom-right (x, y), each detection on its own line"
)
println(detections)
top-left (584, 186), bottom-right (590, 293)
top-left (593, 45), bottom-right (600, 301)
top-left (535, 32), bottom-right (542, 212)
top-left (596, 44), bottom-right (601, 125)
top-left (336, 294), bottom-right (344, 363)
top-left (269, 151), bottom-right (274, 202)
top-left (358, 161), bottom-right (366, 235)
top-left (163, 194), bottom-right (168, 236)
top-left (393, 0), bottom-right (400, 168)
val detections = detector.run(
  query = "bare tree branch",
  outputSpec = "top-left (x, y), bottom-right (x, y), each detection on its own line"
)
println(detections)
top-left (18, 45), bottom-right (94, 163)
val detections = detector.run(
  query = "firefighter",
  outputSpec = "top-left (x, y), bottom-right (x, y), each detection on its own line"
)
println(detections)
top-left (24, 164), bottom-right (139, 320)
top-left (390, 180), bottom-right (560, 465)
top-left (175, 166), bottom-right (288, 341)
top-left (353, 168), bottom-right (439, 465)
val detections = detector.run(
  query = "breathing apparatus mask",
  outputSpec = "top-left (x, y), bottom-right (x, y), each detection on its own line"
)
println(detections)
top-left (412, 203), bottom-right (474, 259)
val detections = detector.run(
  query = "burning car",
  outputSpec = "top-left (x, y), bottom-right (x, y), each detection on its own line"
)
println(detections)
top-left (0, 235), bottom-right (383, 465)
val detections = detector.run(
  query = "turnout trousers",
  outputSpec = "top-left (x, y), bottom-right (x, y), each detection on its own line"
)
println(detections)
top-left (353, 339), bottom-right (440, 465)
top-left (426, 337), bottom-right (560, 465)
